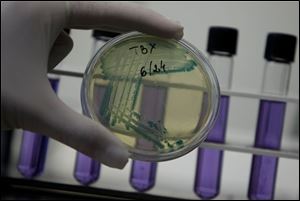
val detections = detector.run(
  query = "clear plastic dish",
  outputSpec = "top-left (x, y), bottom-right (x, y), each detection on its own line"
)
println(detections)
top-left (81, 32), bottom-right (220, 161)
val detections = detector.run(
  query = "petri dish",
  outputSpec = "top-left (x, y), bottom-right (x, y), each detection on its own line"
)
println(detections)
top-left (81, 32), bottom-right (220, 161)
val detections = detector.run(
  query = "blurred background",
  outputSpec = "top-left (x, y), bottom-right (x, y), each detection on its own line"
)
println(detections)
top-left (2, 1), bottom-right (299, 200)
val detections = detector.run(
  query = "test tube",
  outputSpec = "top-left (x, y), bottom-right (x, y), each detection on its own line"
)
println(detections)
top-left (129, 85), bottom-right (166, 192)
top-left (74, 30), bottom-right (119, 185)
top-left (17, 78), bottom-right (60, 178)
top-left (248, 33), bottom-right (297, 200)
top-left (17, 29), bottom-right (70, 178)
top-left (194, 27), bottom-right (238, 199)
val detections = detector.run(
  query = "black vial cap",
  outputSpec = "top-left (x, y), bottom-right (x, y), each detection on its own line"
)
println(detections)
top-left (207, 27), bottom-right (238, 56)
top-left (264, 33), bottom-right (297, 63)
top-left (64, 29), bottom-right (71, 35)
top-left (92, 30), bottom-right (120, 39)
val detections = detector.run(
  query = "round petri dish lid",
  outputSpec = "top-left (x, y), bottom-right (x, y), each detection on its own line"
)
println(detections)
top-left (81, 32), bottom-right (220, 161)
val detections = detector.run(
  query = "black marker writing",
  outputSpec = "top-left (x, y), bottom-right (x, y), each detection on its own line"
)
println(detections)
top-left (129, 46), bottom-right (138, 55)
top-left (140, 60), bottom-right (167, 77)
top-left (149, 43), bottom-right (156, 53)
top-left (129, 42), bottom-right (157, 55)
top-left (140, 45), bottom-right (148, 54)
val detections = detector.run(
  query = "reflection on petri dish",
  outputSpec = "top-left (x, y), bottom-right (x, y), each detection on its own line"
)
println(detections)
top-left (81, 32), bottom-right (220, 161)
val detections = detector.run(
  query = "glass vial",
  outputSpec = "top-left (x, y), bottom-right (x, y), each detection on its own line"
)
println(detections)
top-left (129, 85), bottom-right (166, 192)
top-left (74, 30), bottom-right (119, 185)
top-left (17, 78), bottom-right (60, 178)
top-left (248, 33), bottom-right (297, 200)
top-left (194, 27), bottom-right (238, 199)
top-left (17, 29), bottom-right (70, 178)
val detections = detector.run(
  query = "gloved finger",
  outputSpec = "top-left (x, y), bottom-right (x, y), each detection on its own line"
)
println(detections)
top-left (48, 30), bottom-right (73, 70)
top-left (67, 2), bottom-right (184, 39)
top-left (26, 80), bottom-right (129, 169)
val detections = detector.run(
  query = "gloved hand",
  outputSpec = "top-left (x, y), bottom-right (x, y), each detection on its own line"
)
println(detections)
top-left (1, 1), bottom-right (183, 169)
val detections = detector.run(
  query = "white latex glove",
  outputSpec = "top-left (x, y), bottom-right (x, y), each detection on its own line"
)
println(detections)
top-left (1, 2), bottom-right (184, 169)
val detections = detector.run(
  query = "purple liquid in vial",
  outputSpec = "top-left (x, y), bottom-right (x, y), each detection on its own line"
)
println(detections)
top-left (130, 86), bottom-right (166, 192)
top-left (74, 152), bottom-right (101, 185)
top-left (248, 100), bottom-right (286, 200)
top-left (74, 85), bottom-right (106, 185)
top-left (194, 95), bottom-right (229, 199)
top-left (130, 145), bottom-right (157, 192)
top-left (17, 78), bottom-right (59, 178)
